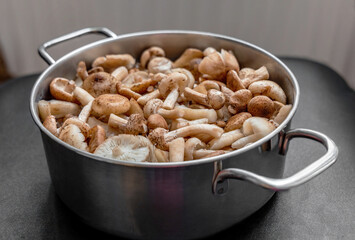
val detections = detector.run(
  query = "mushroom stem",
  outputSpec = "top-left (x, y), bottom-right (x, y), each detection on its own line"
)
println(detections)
top-left (162, 87), bottom-right (179, 110)
top-left (176, 107), bottom-right (217, 123)
top-left (168, 137), bottom-right (185, 162)
top-left (231, 133), bottom-right (265, 149)
top-left (193, 149), bottom-right (229, 159)
top-left (242, 66), bottom-right (269, 87)
top-left (184, 87), bottom-right (210, 107)
top-left (137, 89), bottom-right (160, 105)
top-left (208, 129), bottom-right (244, 150)
top-left (184, 137), bottom-right (206, 160)
top-left (171, 118), bottom-right (209, 130)
top-left (165, 124), bottom-right (223, 141)
top-left (78, 100), bottom-right (93, 122)
top-left (73, 87), bottom-right (94, 106)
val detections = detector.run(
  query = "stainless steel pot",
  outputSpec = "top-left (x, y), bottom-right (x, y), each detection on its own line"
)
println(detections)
top-left (30, 27), bottom-right (338, 240)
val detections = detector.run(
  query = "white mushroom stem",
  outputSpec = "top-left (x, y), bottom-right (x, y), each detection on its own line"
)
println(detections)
top-left (168, 137), bottom-right (185, 162)
top-left (78, 100), bottom-right (93, 122)
top-left (184, 137), bottom-right (206, 161)
top-left (137, 89), bottom-right (161, 105)
top-left (208, 129), bottom-right (244, 150)
top-left (248, 80), bottom-right (287, 104)
top-left (242, 117), bottom-right (276, 136)
top-left (241, 66), bottom-right (269, 87)
top-left (87, 117), bottom-right (119, 137)
top-left (165, 124), bottom-right (223, 141)
top-left (155, 148), bottom-right (169, 162)
top-left (108, 113), bottom-right (128, 129)
top-left (38, 100), bottom-right (51, 122)
top-left (193, 149), bottom-right (230, 159)
top-left (231, 133), bottom-right (265, 149)
top-left (273, 104), bottom-right (292, 124)
top-left (162, 87), bottom-right (179, 110)
top-left (175, 107), bottom-right (217, 122)
top-left (172, 118), bottom-right (209, 130)
top-left (73, 87), bottom-right (95, 106)
top-left (111, 66), bottom-right (128, 81)
top-left (49, 100), bottom-right (81, 118)
top-left (184, 87), bottom-right (210, 107)
top-left (193, 133), bottom-right (215, 143)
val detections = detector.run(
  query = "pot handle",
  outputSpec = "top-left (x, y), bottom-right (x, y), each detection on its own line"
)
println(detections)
top-left (212, 128), bottom-right (338, 193)
top-left (38, 27), bottom-right (117, 65)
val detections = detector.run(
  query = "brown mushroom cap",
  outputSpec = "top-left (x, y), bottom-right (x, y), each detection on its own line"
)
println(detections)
top-left (158, 72), bottom-right (188, 98)
top-left (221, 49), bottom-right (239, 73)
top-left (87, 125), bottom-right (106, 153)
top-left (173, 48), bottom-right (204, 69)
top-left (226, 70), bottom-right (245, 91)
top-left (247, 96), bottom-right (275, 118)
top-left (198, 52), bottom-right (226, 81)
top-left (228, 89), bottom-right (253, 114)
top-left (50, 78), bottom-right (76, 102)
top-left (148, 127), bottom-right (169, 150)
top-left (91, 94), bottom-right (131, 121)
top-left (82, 72), bottom-right (118, 97)
top-left (225, 112), bottom-right (252, 132)
top-left (207, 89), bottom-right (225, 110)
top-left (147, 114), bottom-right (169, 130)
top-left (148, 57), bottom-right (173, 74)
top-left (92, 54), bottom-right (135, 72)
top-left (140, 46), bottom-right (165, 68)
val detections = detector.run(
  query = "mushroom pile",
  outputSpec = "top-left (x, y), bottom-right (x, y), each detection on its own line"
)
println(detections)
top-left (38, 46), bottom-right (292, 162)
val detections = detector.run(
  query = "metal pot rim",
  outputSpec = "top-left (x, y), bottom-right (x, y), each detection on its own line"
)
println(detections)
top-left (30, 30), bottom-right (300, 168)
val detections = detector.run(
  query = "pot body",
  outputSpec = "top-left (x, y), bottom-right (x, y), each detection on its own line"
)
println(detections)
top-left (32, 31), bottom-right (298, 239)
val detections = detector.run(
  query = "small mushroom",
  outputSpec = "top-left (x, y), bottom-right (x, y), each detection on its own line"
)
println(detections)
top-left (91, 94), bottom-right (131, 121)
top-left (203, 47), bottom-right (217, 56)
top-left (228, 89), bottom-right (253, 114)
top-left (92, 54), bottom-right (136, 72)
top-left (224, 112), bottom-right (252, 132)
top-left (87, 117), bottom-right (119, 137)
top-left (170, 118), bottom-right (209, 130)
top-left (87, 125), bottom-right (106, 153)
top-left (78, 100), bottom-right (93, 122)
top-left (147, 114), bottom-right (169, 130)
top-left (173, 48), bottom-right (204, 69)
top-left (183, 87), bottom-right (225, 110)
top-left (137, 89), bottom-right (161, 106)
top-left (50, 78), bottom-right (76, 102)
top-left (221, 49), bottom-right (239, 73)
top-left (247, 96), bottom-right (275, 118)
top-left (148, 124), bottom-right (223, 150)
top-left (208, 129), bottom-right (244, 150)
top-left (231, 133), bottom-right (265, 150)
top-left (108, 113), bottom-right (148, 135)
top-left (43, 115), bottom-right (58, 136)
top-left (273, 104), bottom-right (292, 124)
top-left (184, 137), bottom-right (206, 161)
top-left (82, 72), bottom-right (119, 97)
top-left (94, 135), bottom-right (156, 162)
top-left (148, 57), bottom-right (173, 74)
top-left (248, 80), bottom-right (287, 104)
top-left (111, 66), bottom-right (128, 81)
top-left (198, 52), bottom-right (226, 81)
top-left (116, 82), bottom-right (142, 100)
top-left (171, 68), bottom-right (195, 88)
top-left (216, 105), bottom-right (232, 122)
top-left (193, 149), bottom-right (229, 159)
top-left (140, 46), bottom-right (165, 68)
top-left (59, 117), bottom-right (90, 137)
top-left (87, 66), bottom-right (105, 75)
top-left (242, 117), bottom-right (276, 136)
top-left (226, 70), bottom-right (245, 91)
top-left (158, 72), bottom-right (188, 109)
top-left (155, 148), bottom-right (169, 162)
top-left (73, 87), bottom-right (94, 106)
top-left (238, 67), bottom-right (255, 79)
top-left (59, 124), bottom-right (88, 151)
top-left (38, 100), bottom-right (51, 122)
top-left (76, 61), bottom-right (88, 81)
top-left (241, 66), bottom-right (269, 87)
top-left (126, 98), bottom-right (144, 117)
top-left (168, 137), bottom-right (185, 162)
top-left (48, 100), bottom-right (81, 118)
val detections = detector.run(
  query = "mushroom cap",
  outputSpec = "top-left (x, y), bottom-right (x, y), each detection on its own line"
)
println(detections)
top-left (173, 48), bottom-right (204, 69)
top-left (94, 135), bottom-right (156, 162)
top-left (225, 112), bottom-right (252, 132)
top-left (50, 78), bottom-right (76, 102)
top-left (207, 89), bottom-right (225, 110)
top-left (158, 72), bottom-right (188, 97)
top-left (59, 124), bottom-right (88, 151)
top-left (148, 57), bottom-right (173, 74)
top-left (92, 54), bottom-right (135, 71)
top-left (147, 114), bottom-right (169, 130)
top-left (226, 70), bottom-right (245, 91)
top-left (82, 72), bottom-right (118, 97)
top-left (171, 68), bottom-right (195, 89)
top-left (229, 89), bottom-right (253, 113)
top-left (221, 49), bottom-right (239, 73)
top-left (143, 99), bottom-right (164, 118)
top-left (87, 125), bottom-right (106, 153)
top-left (247, 96), bottom-right (275, 118)
top-left (126, 114), bottom-right (148, 135)
top-left (60, 117), bottom-right (90, 137)
top-left (148, 127), bottom-right (169, 150)
top-left (140, 46), bottom-right (165, 68)
top-left (248, 80), bottom-right (287, 104)
top-left (76, 61), bottom-right (88, 81)
top-left (198, 52), bottom-right (226, 81)
top-left (91, 94), bottom-right (131, 121)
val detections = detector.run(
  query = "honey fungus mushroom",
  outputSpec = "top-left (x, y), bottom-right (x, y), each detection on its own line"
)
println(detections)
top-left (94, 135), bottom-right (156, 162)
top-left (140, 46), bottom-right (165, 68)
top-left (92, 54), bottom-right (135, 72)
top-left (158, 72), bottom-right (188, 109)
top-left (91, 94), bottom-right (131, 121)
top-left (82, 72), bottom-right (119, 97)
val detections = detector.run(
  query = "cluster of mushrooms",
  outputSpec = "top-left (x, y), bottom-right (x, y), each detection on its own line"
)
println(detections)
top-left (38, 46), bottom-right (292, 162)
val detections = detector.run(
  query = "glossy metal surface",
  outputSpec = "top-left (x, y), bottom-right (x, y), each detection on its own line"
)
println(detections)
top-left (30, 28), bottom-right (338, 239)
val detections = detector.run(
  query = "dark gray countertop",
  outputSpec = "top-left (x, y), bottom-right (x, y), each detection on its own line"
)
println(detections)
top-left (0, 58), bottom-right (354, 239)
